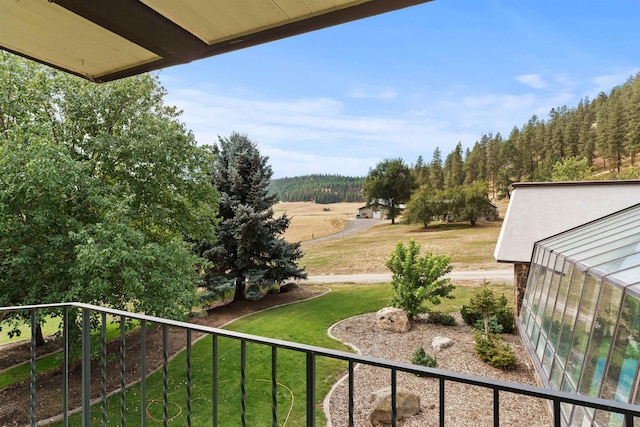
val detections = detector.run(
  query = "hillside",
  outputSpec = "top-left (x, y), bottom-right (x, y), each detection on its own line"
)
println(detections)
top-left (269, 174), bottom-right (364, 203)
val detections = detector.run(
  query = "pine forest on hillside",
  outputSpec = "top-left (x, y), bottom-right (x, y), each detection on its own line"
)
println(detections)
top-left (415, 71), bottom-right (640, 199)
top-left (269, 174), bottom-right (364, 203)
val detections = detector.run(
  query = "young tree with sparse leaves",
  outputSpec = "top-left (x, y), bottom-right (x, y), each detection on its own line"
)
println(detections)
top-left (198, 133), bottom-right (306, 302)
top-left (386, 239), bottom-right (454, 320)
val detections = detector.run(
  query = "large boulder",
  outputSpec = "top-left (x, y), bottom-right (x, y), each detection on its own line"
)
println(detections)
top-left (432, 336), bottom-right (454, 351)
top-left (376, 307), bottom-right (411, 332)
top-left (369, 386), bottom-right (421, 426)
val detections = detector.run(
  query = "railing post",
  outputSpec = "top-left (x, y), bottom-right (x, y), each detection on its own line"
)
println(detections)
top-left (141, 319), bottom-right (147, 427)
top-left (348, 360), bottom-right (355, 427)
top-left (553, 399), bottom-right (561, 427)
top-left (101, 312), bottom-right (107, 426)
top-left (212, 335), bottom-right (218, 427)
top-left (30, 309), bottom-right (37, 427)
top-left (439, 377), bottom-right (445, 427)
top-left (391, 369), bottom-right (397, 427)
top-left (63, 307), bottom-right (69, 427)
top-left (120, 316), bottom-right (127, 427)
top-left (624, 411), bottom-right (634, 427)
top-left (493, 388), bottom-right (499, 427)
top-left (163, 324), bottom-right (169, 427)
top-left (187, 329), bottom-right (192, 427)
top-left (241, 340), bottom-right (247, 427)
top-left (306, 352), bottom-right (316, 427)
top-left (271, 346), bottom-right (278, 427)
top-left (82, 308), bottom-right (91, 427)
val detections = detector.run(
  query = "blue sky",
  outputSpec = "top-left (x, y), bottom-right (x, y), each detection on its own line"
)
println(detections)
top-left (159, 0), bottom-right (640, 178)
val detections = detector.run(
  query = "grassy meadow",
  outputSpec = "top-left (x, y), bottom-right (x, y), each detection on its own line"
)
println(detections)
top-left (274, 201), bottom-right (359, 242)
top-left (276, 200), bottom-right (510, 277)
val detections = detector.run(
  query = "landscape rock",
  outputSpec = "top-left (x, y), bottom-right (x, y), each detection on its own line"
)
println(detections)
top-left (375, 307), bottom-right (410, 332)
top-left (431, 336), bottom-right (454, 351)
top-left (279, 282), bottom-right (299, 293)
top-left (369, 386), bottom-right (421, 426)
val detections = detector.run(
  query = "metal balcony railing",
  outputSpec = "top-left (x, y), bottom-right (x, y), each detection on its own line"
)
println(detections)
top-left (1, 302), bottom-right (640, 427)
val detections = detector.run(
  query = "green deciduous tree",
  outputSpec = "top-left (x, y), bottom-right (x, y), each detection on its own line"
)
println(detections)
top-left (0, 53), bottom-right (217, 339)
top-left (404, 186), bottom-right (439, 228)
top-left (198, 133), bottom-right (306, 302)
top-left (551, 156), bottom-right (594, 181)
top-left (455, 182), bottom-right (494, 226)
top-left (385, 239), bottom-right (454, 319)
top-left (363, 158), bottom-right (416, 224)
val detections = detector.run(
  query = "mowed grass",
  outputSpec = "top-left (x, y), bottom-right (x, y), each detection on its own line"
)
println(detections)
top-left (0, 315), bottom-right (61, 345)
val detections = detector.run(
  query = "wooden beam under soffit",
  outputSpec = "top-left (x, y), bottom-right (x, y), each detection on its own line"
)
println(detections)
top-left (52, 0), bottom-right (208, 80)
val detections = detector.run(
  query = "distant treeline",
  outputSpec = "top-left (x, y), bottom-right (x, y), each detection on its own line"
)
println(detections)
top-left (270, 174), bottom-right (364, 203)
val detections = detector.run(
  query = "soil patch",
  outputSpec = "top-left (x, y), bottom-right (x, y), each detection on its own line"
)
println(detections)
top-left (0, 287), bottom-right (324, 426)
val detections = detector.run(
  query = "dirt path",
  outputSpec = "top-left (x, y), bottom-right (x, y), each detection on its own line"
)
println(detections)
top-left (304, 268), bottom-right (513, 284)
top-left (301, 218), bottom-right (387, 245)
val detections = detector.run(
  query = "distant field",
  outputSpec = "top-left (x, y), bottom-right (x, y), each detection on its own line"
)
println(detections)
top-left (275, 202), bottom-right (362, 242)
top-left (278, 200), bottom-right (511, 279)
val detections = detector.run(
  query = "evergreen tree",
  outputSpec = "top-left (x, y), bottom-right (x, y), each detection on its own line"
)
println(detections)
top-left (412, 155), bottom-right (430, 187)
top-left (444, 142), bottom-right (465, 188)
top-left (199, 133), bottom-right (306, 301)
top-left (597, 89), bottom-right (627, 172)
top-left (486, 133), bottom-right (502, 199)
top-left (578, 97), bottom-right (597, 165)
top-left (626, 75), bottom-right (640, 166)
top-left (429, 147), bottom-right (445, 190)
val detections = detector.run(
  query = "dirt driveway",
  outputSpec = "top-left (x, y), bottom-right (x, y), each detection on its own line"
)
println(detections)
top-left (301, 218), bottom-right (387, 245)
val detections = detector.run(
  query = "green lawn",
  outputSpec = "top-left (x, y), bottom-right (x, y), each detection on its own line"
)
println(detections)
top-left (0, 315), bottom-right (61, 345)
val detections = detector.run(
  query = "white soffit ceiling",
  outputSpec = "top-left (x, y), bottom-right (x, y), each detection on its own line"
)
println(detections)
top-left (1, 0), bottom-right (432, 82)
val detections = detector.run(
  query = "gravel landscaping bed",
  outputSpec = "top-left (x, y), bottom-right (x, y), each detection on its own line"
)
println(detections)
top-left (326, 312), bottom-right (551, 426)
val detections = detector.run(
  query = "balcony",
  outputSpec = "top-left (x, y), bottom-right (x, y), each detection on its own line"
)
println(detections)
top-left (1, 302), bottom-right (640, 426)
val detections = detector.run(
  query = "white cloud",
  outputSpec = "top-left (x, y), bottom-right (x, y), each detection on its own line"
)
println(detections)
top-left (348, 88), bottom-right (398, 100)
top-left (161, 66), bottom-right (631, 177)
top-left (516, 74), bottom-right (548, 89)
top-left (589, 69), bottom-right (638, 95)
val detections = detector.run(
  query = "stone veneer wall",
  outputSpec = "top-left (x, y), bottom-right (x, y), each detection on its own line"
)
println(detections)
top-left (513, 263), bottom-right (529, 317)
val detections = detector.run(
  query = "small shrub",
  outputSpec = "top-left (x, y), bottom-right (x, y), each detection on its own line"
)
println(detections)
top-left (460, 304), bottom-right (481, 326)
top-left (322, 207), bottom-right (331, 211)
top-left (412, 347), bottom-right (437, 375)
top-left (473, 330), bottom-right (516, 370)
top-left (461, 285), bottom-right (514, 334)
top-left (426, 311), bottom-right (457, 326)
top-left (473, 316), bottom-right (503, 334)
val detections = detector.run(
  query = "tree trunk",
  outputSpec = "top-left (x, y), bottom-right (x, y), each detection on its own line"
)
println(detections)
top-left (234, 278), bottom-right (246, 301)
top-left (36, 324), bottom-right (46, 346)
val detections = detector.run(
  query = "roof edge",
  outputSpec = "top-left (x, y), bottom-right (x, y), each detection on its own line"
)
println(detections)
top-left (508, 179), bottom-right (640, 191)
